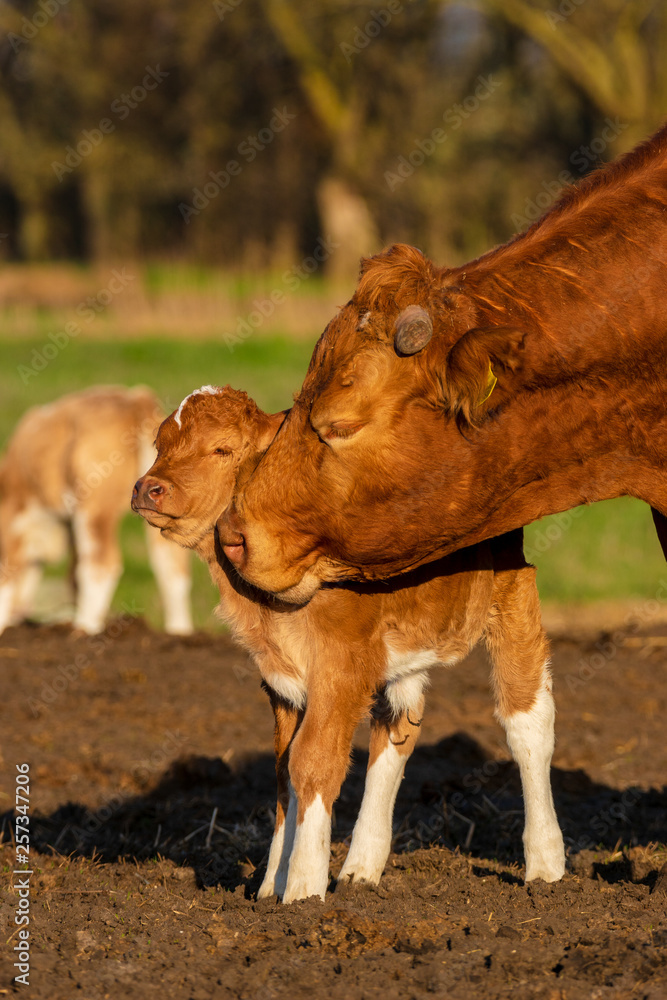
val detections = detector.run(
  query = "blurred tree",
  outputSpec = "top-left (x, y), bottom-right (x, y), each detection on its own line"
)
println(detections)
top-left (0, 0), bottom-right (662, 267)
top-left (480, 0), bottom-right (666, 146)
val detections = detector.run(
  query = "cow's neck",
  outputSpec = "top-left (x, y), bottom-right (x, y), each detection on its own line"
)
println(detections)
top-left (433, 372), bottom-right (663, 558)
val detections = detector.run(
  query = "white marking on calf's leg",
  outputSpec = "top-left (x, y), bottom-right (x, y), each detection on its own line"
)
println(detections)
top-left (500, 665), bottom-right (565, 883)
top-left (72, 511), bottom-right (121, 634)
top-left (12, 564), bottom-right (43, 622)
top-left (338, 741), bottom-right (407, 886)
top-left (74, 563), bottom-right (121, 634)
top-left (145, 529), bottom-right (193, 635)
top-left (0, 578), bottom-right (16, 635)
top-left (282, 793), bottom-right (331, 903)
top-left (258, 783), bottom-right (298, 899)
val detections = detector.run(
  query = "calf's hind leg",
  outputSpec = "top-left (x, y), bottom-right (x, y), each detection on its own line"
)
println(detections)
top-left (485, 563), bottom-right (565, 883)
top-left (338, 692), bottom-right (424, 886)
top-left (257, 686), bottom-right (303, 899)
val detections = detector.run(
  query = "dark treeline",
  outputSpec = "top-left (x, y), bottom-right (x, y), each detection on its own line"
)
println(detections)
top-left (0, 0), bottom-right (665, 272)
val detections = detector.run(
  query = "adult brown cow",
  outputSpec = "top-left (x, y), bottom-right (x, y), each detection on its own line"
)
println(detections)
top-left (219, 123), bottom-right (667, 602)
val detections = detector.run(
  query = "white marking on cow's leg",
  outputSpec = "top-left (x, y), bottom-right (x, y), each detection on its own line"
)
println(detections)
top-left (144, 528), bottom-right (193, 635)
top-left (72, 512), bottom-right (121, 635)
top-left (259, 783), bottom-right (298, 899)
top-left (501, 666), bottom-right (565, 883)
top-left (282, 793), bottom-right (330, 903)
top-left (338, 741), bottom-right (407, 886)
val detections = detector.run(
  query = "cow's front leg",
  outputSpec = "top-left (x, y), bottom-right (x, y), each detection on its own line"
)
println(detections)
top-left (282, 674), bottom-right (372, 904)
top-left (257, 687), bottom-right (303, 899)
top-left (338, 691), bottom-right (424, 887)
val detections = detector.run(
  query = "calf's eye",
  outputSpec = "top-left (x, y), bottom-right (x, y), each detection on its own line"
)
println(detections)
top-left (214, 447), bottom-right (233, 456)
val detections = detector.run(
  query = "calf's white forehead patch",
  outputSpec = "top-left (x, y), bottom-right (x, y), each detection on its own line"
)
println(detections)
top-left (173, 385), bottom-right (221, 428)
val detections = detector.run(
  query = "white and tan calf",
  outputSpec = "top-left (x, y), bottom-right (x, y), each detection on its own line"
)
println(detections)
top-left (132, 386), bottom-right (565, 902)
top-left (0, 385), bottom-right (192, 636)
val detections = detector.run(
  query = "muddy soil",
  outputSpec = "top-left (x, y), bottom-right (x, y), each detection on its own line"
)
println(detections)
top-left (2, 617), bottom-right (667, 999)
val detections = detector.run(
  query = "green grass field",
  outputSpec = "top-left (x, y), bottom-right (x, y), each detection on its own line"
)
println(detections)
top-left (1, 324), bottom-right (665, 628)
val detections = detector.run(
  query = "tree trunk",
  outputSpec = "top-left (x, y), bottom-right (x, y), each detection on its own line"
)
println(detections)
top-left (18, 199), bottom-right (50, 261)
top-left (316, 176), bottom-right (380, 283)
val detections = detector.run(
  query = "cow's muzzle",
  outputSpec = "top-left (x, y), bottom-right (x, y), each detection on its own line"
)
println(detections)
top-left (216, 506), bottom-right (247, 569)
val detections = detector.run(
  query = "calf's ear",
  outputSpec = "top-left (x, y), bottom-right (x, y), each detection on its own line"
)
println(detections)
top-left (256, 409), bottom-right (289, 452)
top-left (394, 305), bottom-right (433, 355)
top-left (444, 326), bottom-right (526, 425)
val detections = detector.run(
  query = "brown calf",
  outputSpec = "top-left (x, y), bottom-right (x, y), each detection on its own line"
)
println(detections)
top-left (132, 385), bottom-right (564, 902)
top-left (0, 385), bottom-right (192, 635)
top-left (218, 122), bottom-right (667, 601)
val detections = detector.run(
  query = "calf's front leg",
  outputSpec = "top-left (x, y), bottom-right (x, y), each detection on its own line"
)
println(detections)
top-left (282, 672), bottom-right (372, 904)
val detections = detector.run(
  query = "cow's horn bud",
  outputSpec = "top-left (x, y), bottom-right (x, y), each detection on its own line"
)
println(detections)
top-left (394, 305), bottom-right (433, 355)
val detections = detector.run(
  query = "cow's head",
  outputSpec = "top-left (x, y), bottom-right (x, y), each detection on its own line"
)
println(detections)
top-left (217, 244), bottom-right (527, 600)
top-left (131, 385), bottom-right (284, 551)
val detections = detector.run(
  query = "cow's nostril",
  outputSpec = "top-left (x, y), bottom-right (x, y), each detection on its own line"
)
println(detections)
top-left (222, 535), bottom-right (246, 567)
top-left (148, 484), bottom-right (165, 498)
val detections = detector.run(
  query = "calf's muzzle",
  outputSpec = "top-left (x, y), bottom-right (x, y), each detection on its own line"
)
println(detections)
top-left (131, 475), bottom-right (169, 513)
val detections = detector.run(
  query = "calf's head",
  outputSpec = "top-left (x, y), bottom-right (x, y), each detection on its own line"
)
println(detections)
top-left (131, 386), bottom-right (284, 551)
top-left (218, 244), bottom-right (527, 600)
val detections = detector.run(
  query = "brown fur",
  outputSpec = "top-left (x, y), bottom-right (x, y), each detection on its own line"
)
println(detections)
top-left (221, 121), bottom-right (667, 596)
top-left (0, 385), bottom-right (191, 635)
top-left (133, 388), bottom-right (550, 880)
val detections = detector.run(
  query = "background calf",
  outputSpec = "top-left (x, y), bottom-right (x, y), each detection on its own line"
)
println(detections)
top-left (0, 385), bottom-right (192, 636)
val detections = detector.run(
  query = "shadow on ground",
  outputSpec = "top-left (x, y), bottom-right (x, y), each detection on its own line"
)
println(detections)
top-left (11, 733), bottom-right (667, 895)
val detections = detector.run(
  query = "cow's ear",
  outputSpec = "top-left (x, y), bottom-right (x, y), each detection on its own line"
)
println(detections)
top-left (394, 305), bottom-right (433, 355)
top-left (444, 326), bottom-right (526, 425)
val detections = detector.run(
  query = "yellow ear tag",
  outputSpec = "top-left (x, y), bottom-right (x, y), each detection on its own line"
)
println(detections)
top-left (478, 362), bottom-right (497, 406)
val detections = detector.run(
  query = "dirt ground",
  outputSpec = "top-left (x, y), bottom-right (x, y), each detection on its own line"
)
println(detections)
top-left (2, 614), bottom-right (667, 1000)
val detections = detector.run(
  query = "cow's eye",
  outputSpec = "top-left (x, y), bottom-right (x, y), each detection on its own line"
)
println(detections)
top-left (213, 447), bottom-right (233, 456)
top-left (323, 421), bottom-right (363, 441)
